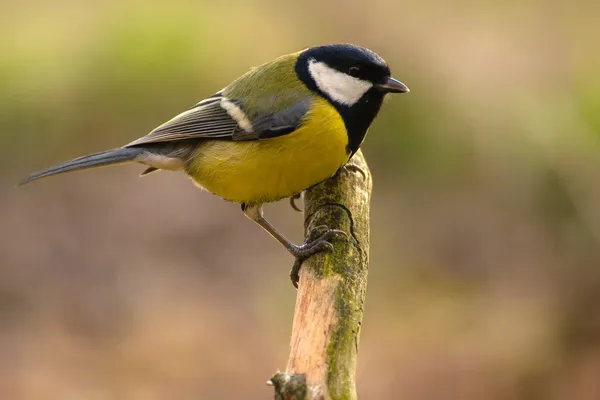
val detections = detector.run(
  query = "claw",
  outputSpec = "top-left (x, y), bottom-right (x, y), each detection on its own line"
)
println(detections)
top-left (289, 193), bottom-right (302, 212)
top-left (343, 164), bottom-right (367, 181)
top-left (290, 259), bottom-right (302, 288)
top-left (307, 225), bottom-right (330, 241)
top-left (321, 242), bottom-right (334, 252)
top-left (320, 229), bottom-right (347, 241)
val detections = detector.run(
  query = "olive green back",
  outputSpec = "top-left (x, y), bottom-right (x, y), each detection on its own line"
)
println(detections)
top-left (222, 52), bottom-right (313, 121)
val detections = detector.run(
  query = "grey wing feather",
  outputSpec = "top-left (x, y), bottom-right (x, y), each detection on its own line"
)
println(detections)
top-left (253, 99), bottom-right (311, 139)
top-left (125, 94), bottom-right (311, 147)
top-left (126, 97), bottom-right (242, 146)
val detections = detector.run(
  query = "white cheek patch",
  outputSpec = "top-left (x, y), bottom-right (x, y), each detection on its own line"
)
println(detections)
top-left (221, 97), bottom-right (253, 133)
top-left (308, 59), bottom-right (373, 106)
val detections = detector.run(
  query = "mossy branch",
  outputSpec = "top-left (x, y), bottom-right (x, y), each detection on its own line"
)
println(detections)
top-left (269, 150), bottom-right (372, 400)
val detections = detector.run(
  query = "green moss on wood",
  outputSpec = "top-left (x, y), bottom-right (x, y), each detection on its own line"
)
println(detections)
top-left (305, 151), bottom-right (371, 400)
top-left (271, 151), bottom-right (371, 400)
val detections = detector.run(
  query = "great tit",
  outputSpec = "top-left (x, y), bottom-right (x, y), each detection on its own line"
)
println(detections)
top-left (19, 43), bottom-right (409, 285)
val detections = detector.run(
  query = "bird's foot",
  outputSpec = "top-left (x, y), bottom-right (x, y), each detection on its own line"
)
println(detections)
top-left (289, 225), bottom-right (347, 288)
top-left (342, 163), bottom-right (367, 181)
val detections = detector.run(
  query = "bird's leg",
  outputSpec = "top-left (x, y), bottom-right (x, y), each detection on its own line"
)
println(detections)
top-left (242, 203), bottom-right (346, 287)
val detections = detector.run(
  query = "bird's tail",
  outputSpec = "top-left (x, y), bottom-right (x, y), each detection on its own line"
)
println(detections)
top-left (18, 147), bottom-right (146, 186)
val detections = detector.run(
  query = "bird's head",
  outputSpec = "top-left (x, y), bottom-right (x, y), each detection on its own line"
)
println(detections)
top-left (296, 44), bottom-right (409, 108)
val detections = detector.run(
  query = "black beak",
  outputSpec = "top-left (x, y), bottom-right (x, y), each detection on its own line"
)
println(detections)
top-left (375, 77), bottom-right (409, 93)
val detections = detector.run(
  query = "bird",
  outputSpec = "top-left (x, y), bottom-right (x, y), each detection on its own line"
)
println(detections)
top-left (19, 43), bottom-right (409, 286)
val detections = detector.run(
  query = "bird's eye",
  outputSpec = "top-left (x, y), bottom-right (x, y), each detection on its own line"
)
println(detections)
top-left (348, 66), bottom-right (361, 77)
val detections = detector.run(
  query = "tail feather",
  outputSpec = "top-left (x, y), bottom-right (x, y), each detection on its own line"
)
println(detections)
top-left (18, 147), bottom-right (145, 186)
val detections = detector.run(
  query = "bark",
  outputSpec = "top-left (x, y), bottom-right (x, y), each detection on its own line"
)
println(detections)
top-left (269, 150), bottom-right (372, 400)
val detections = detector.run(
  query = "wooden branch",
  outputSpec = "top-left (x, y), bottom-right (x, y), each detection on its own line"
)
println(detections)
top-left (269, 150), bottom-right (372, 400)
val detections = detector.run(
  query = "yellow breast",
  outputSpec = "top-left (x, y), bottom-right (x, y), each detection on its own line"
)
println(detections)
top-left (185, 97), bottom-right (349, 204)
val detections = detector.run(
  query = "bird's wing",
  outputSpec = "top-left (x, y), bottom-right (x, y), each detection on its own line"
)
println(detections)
top-left (125, 93), bottom-right (311, 147)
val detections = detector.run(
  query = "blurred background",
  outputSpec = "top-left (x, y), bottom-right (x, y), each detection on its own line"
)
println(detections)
top-left (1, 0), bottom-right (600, 398)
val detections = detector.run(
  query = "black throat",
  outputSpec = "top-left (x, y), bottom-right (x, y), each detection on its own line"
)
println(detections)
top-left (295, 57), bottom-right (386, 157)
